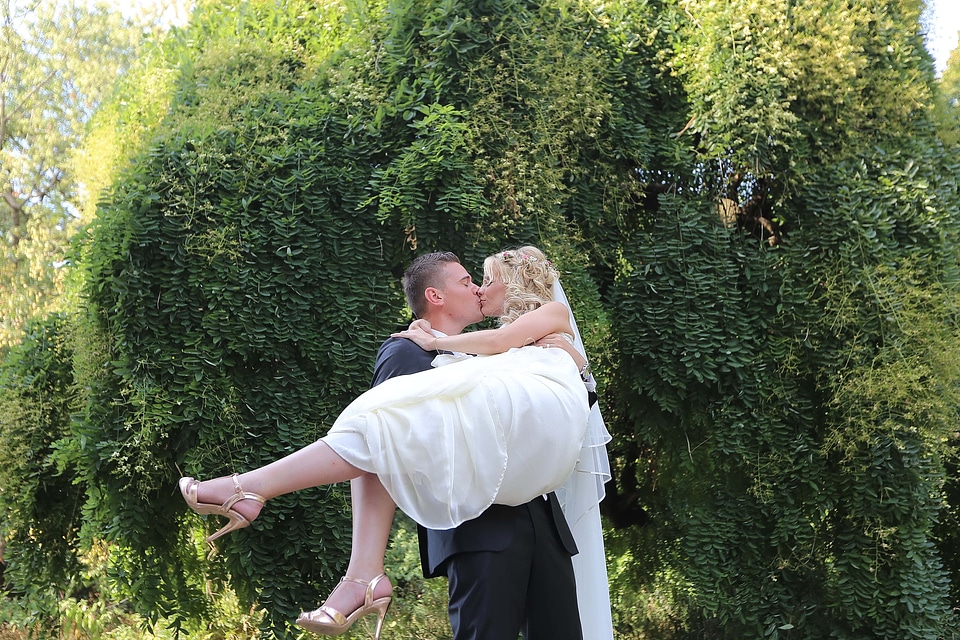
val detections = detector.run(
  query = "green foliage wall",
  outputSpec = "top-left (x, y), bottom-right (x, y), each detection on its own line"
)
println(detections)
top-left (5, 0), bottom-right (958, 638)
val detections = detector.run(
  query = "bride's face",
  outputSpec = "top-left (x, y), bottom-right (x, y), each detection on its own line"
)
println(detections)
top-left (479, 270), bottom-right (506, 317)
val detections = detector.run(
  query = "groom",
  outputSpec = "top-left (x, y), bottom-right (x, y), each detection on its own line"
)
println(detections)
top-left (368, 251), bottom-right (584, 640)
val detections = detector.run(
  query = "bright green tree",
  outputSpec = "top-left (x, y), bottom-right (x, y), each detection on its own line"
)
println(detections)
top-left (934, 43), bottom-right (960, 146)
top-left (0, 0), bottom-right (155, 351)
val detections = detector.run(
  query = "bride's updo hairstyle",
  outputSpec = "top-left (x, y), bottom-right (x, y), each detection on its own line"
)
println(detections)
top-left (483, 245), bottom-right (558, 325)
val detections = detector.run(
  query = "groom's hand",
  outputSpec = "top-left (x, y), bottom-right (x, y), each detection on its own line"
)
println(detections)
top-left (535, 333), bottom-right (586, 372)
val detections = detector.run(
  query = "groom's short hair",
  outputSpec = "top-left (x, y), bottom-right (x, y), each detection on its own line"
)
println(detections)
top-left (403, 251), bottom-right (461, 319)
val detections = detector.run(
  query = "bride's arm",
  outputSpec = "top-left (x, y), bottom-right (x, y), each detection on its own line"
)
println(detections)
top-left (392, 301), bottom-right (572, 355)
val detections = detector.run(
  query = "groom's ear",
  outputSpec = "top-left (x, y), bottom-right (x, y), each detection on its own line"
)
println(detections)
top-left (423, 287), bottom-right (443, 306)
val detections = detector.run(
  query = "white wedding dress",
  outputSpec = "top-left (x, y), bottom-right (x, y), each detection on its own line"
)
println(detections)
top-left (323, 344), bottom-right (590, 530)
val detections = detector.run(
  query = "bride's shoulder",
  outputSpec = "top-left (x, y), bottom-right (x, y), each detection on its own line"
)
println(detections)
top-left (540, 300), bottom-right (569, 315)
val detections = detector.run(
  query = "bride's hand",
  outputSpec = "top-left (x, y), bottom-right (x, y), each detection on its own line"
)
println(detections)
top-left (534, 333), bottom-right (567, 350)
top-left (391, 324), bottom-right (437, 350)
top-left (408, 318), bottom-right (432, 332)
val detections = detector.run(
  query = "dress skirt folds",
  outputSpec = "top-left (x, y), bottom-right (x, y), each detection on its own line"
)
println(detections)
top-left (323, 346), bottom-right (589, 530)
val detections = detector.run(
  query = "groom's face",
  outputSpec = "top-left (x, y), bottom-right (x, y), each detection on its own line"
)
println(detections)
top-left (437, 262), bottom-right (483, 326)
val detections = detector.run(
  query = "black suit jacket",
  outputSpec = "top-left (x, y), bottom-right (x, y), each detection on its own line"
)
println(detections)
top-left (371, 337), bottom-right (578, 578)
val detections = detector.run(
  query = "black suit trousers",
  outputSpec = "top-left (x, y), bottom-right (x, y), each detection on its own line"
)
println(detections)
top-left (442, 497), bottom-right (583, 640)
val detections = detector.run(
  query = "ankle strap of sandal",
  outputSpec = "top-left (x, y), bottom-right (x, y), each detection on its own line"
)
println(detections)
top-left (341, 573), bottom-right (388, 604)
top-left (221, 473), bottom-right (266, 510)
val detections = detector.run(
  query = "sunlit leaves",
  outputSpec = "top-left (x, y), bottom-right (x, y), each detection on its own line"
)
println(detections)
top-left (0, 0), bottom-right (157, 350)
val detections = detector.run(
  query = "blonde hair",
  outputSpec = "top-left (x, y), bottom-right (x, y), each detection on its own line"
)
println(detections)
top-left (482, 246), bottom-right (557, 325)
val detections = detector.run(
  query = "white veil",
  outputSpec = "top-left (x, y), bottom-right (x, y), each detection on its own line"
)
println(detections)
top-left (552, 279), bottom-right (615, 639)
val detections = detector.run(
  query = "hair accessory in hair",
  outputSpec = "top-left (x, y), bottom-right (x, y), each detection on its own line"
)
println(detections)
top-left (500, 250), bottom-right (552, 267)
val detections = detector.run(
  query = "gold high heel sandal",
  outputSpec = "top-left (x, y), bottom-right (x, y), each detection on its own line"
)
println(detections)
top-left (178, 474), bottom-right (266, 544)
top-left (296, 573), bottom-right (392, 638)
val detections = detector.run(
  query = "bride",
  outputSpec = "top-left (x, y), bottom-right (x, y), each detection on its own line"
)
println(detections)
top-left (179, 245), bottom-right (613, 638)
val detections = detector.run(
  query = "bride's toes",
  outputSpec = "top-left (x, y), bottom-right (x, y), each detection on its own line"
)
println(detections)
top-left (196, 478), bottom-right (230, 505)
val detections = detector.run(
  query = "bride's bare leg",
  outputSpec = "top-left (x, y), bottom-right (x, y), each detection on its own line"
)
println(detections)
top-left (318, 473), bottom-right (396, 614)
top-left (189, 443), bottom-right (394, 611)
top-left (193, 440), bottom-right (363, 523)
